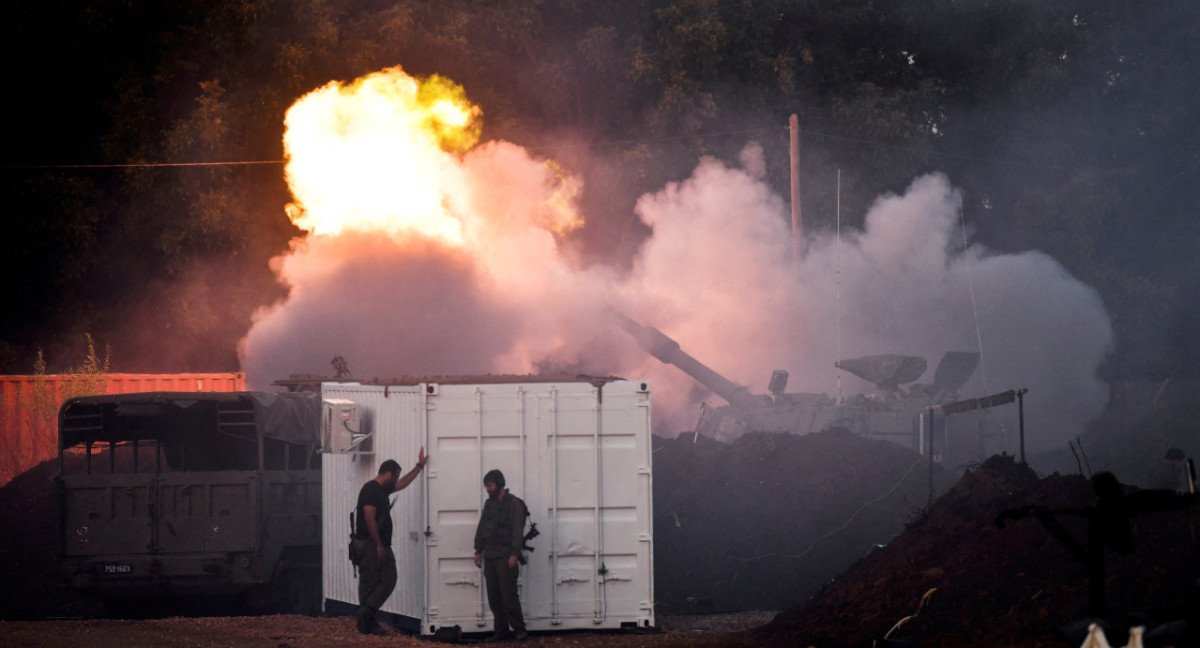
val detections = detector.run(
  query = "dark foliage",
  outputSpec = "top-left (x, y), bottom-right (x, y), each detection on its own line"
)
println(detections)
top-left (2, 0), bottom-right (1198, 379)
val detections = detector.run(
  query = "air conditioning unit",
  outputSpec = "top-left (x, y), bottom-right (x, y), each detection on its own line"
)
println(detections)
top-left (322, 398), bottom-right (371, 453)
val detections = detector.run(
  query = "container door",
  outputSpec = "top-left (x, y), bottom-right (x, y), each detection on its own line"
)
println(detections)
top-left (585, 383), bottom-right (655, 627)
top-left (538, 386), bottom-right (604, 624)
top-left (421, 381), bottom-right (653, 633)
top-left (424, 385), bottom-right (532, 632)
top-left (537, 382), bottom-right (655, 629)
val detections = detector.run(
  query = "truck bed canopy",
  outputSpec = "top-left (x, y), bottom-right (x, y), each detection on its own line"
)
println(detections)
top-left (59, 391), bottom-right (321, 448)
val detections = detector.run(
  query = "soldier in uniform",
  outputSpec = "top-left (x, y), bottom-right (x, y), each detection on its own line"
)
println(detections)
top-left (473, 469), bottom-right (529, 642)
top-left (354, 450), bottom-right (426, 635)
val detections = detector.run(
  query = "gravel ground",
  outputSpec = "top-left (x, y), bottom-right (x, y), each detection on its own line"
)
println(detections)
top-left (658, 611), bottom-right (778, 632)
top-left (0, 613), bottom-right (772, 648)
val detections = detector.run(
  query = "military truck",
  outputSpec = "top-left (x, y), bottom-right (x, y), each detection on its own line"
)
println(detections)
top-left (55, 391), bottom-right (323, 614)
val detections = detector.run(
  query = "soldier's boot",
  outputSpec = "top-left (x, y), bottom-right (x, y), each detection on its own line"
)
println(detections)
top-left (356, 607), bottom-right (374, 634)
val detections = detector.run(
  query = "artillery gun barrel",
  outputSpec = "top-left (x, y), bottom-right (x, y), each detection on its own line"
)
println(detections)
top-left (612, 311), bottom-right (759, 409)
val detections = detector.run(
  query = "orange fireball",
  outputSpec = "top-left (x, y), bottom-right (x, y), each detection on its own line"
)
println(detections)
top-left (282, 66), bottom-right (482, 244)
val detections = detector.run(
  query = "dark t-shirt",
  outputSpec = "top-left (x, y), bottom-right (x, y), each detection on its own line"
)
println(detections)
top-left (355, 479), bottom-right (393, 545)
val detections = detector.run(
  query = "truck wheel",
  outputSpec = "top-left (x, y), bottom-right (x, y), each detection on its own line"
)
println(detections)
top-left (103, 595), bottom-right (169, 619)
top-left (243, 584), bottom-right (275, 615)
top-left (274, 569), bottom-right (320, 616)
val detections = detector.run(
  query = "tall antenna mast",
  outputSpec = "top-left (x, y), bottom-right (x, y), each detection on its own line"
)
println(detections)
top-left (836, 168), bottom-right (843, 403)
top-left (789, 114), bottom-right (803, 261)
top-left (959, 195), bottom-right (988, 394)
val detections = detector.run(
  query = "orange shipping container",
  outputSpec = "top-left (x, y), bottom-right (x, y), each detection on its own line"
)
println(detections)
top-left (0, 373), bottom-right (245, 485)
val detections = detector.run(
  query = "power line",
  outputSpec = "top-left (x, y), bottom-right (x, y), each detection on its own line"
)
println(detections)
top-left (2, 160), bottom-right (284, 170)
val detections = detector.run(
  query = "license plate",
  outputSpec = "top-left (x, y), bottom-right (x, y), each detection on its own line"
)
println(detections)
top-left (101, 563), bottom-right (132, 574)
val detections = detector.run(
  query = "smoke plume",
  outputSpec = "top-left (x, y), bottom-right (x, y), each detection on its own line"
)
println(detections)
top-left (240, 68), bottom-right (1112, 453)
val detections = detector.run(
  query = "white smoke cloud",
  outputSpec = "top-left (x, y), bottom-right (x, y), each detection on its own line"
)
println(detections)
top-left (241, 138), bottom-right (1112, 453)
top-left (617, 155), bottom-right (1112, 451)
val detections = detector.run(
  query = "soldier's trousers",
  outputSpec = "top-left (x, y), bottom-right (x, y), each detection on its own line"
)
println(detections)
top-left (355, 539), bottom-right (396, 630)
top-left (483, 556), bottom-right (526, 635)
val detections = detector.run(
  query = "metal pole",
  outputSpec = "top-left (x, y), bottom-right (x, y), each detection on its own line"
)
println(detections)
top-left (592, 385), bottom-right (605, 623)
top-left (550, 387), bottom-right (562, 624)
top-left (1017, 388), bottom-right (1028, 464)
top-left (789, 114), bottom-right (802, 260)
top-left (927, 408), bottom-right (935, 508)
top-left (475, 387), bottom-right (487, 627)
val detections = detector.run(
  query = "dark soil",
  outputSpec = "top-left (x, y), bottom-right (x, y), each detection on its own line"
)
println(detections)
top-left (652, 429), bottom-right (957, 613)
top-left (0, 614), bottom-right (762, 648)
top-left (0, 457), bottom-right (103, 621)
top-left (756, 455), bottom-right (1200, 647)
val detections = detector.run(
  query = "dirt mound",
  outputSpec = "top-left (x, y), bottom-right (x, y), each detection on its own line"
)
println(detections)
top-left (653, 429), bottom-right (957, 613)
top-left (757, 455), bottom-right (1200, 647)
top-left (0, 456), bottom-right (102, 619)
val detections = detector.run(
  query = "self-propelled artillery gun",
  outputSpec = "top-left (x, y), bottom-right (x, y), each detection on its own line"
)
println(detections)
top-left (614, 311), bottom-right (1012, 463)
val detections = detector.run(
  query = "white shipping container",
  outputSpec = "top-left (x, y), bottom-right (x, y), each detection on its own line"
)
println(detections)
top-left (320, 379), bottom-right (655, 636)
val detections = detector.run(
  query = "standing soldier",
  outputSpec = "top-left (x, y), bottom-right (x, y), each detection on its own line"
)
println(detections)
top-left (354, 449), bottom-right (426, 635)
top-left (473, 469), bottom-right (529, 642)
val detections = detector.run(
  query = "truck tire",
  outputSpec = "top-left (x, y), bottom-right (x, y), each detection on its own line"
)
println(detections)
top-left (274, 569), bottom-right (321, 616)
top-left (103, 594), bottom-right (171, 619)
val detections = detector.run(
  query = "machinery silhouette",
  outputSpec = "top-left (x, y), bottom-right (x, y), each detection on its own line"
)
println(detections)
top-left (614, 311), bottom-right (1011, 463)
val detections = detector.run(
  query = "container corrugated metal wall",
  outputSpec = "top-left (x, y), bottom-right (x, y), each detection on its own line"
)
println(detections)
top-left (320, 383), bottom-right (427, 626)
top-left (0, 373), bottom-right (245, 485)
top-left (320, 380), bottom-right (654, 636)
